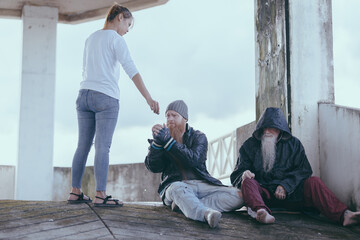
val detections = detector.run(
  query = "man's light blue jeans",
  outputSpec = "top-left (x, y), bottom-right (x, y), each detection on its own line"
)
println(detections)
top-left (71, 89), bottom-right (119, 191)
top-left (164, 180), bottom-right (244, 222)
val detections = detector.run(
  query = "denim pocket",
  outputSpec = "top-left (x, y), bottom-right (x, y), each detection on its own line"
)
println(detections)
top-left (75, 90), bottom-right (83, 110)
top-left (92, 91), bottom-right (111, 111)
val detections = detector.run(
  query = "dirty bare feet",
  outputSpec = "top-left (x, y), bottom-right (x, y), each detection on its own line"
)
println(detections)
top-left (205, 209), bottom-right (222, 228)
top-left (256, 208), bottom-right (275, 224)
top-left (343, 210), bottom-right (360, 226)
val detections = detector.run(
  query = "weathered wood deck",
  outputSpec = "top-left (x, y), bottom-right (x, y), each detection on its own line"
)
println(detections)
top-left (0, 200), bottom-right (359, 239)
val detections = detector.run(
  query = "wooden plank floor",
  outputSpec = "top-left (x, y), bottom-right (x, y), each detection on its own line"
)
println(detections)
top-left (0, 200), bottom-right (359, 239)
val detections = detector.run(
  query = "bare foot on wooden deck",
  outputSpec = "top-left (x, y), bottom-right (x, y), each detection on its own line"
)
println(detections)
top-left (343, 210), bottom-right (360, 226)
top-left (256, 209), bottom-right (275, 224)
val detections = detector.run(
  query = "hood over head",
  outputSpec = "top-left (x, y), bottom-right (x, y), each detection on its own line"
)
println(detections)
top-left (253, 107), bottom-right (292, 140)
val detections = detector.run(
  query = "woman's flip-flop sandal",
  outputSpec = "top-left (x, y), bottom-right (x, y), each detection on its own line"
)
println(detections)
top-left (67, 192), bottom-right (92, 204)
top-left (93, 195), bottom-right (123, 207)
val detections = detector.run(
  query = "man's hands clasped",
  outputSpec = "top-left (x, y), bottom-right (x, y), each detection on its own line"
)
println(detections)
top-left (154, 127), bottom-right (171, 145)
top-left (151, 124), bottom-right (175, 151)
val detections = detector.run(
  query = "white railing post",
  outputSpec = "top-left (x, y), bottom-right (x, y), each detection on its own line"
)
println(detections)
top-left (207, 131), bottom-right (237, 181)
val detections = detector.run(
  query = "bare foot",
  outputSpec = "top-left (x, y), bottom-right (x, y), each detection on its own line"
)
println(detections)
top-left (256, 209), bottom-right (275, 224)
top-left (205, 209), bottom-right (222, 228)
top-left (343, 210), bottom-right (360, 226)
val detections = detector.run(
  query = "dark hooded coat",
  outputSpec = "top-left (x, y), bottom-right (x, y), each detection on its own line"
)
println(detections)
top-left (230, 107), bottom-right (313, 201)
top-left (145, 124), bottom-right (223, 199)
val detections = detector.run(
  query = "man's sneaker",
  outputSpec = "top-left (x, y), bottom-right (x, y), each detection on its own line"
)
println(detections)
top-left (171, 201), bottom-right (179, 212)
top-left (204, 209), bottom-right (222, 228)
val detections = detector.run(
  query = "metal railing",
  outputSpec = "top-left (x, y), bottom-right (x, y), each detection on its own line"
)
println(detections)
top-left (206, 131), bottom-right (237, 180)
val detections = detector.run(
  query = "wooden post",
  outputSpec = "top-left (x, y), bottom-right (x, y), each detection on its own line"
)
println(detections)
top-left (255, 0), bottom-right (289, 123)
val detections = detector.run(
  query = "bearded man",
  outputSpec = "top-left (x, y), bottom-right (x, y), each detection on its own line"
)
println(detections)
top-left (230, 107), bottom-right (360, 226)
top-left (145, 100), bottom-right (244, 228)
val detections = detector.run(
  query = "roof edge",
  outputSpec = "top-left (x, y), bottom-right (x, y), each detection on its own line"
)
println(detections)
top-left (0, 0), bottom-right (168, 24)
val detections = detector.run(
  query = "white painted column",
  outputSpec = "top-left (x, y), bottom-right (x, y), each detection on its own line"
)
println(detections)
top-left (289, 0), bottom-right (334, 176)
top-left (16, 5), bottom-right (58, 200)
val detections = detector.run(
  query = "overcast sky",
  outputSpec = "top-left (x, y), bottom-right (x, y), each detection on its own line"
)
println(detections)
top-left (0, 0), bottom-right (359, 167)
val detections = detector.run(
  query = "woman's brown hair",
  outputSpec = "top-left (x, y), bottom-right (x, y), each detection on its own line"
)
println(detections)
top-left (105, 3), bottom-right (133, 23)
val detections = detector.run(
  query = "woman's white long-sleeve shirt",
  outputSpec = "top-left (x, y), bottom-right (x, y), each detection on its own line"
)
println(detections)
top-left (80, 29), bottom-right (138, 99)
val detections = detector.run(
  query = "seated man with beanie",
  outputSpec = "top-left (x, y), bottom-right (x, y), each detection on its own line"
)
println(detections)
top-left (145, 100), bottom-right (244, 228)
top-left (230, 107), bottom-right (360, 226)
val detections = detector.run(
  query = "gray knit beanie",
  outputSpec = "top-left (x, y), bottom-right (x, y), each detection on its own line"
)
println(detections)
top-left (166, 100), bottom-right (188, 120)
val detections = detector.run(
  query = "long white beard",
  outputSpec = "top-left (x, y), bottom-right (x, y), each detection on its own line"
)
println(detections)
top-left (261, 134), bottom-right (277, 172)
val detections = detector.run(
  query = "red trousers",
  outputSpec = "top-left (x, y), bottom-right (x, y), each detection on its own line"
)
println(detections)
top-left (241, 176), bottom-right (348, 224)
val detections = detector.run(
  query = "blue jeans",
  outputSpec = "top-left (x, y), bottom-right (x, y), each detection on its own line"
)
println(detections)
top-left (71, 89), bottom-right (119, 191)
top-left (164, 180), bottom-right (244, 222)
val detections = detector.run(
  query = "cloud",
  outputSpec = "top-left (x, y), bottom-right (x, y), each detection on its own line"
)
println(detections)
top-left (332, 0), bottom-right (360, 109)
top-left (116, 0), bottom-right (255, 125)
top-left (51, 0), bottom-right (257, 130)
top-left (2, 0), bottom-right (360, 167)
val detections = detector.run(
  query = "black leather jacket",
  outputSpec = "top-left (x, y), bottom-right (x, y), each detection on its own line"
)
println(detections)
top-left (145, 124), bottom-right (223, 198)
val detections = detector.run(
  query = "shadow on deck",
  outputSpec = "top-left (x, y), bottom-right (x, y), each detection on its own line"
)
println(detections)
top-left (0, 200), bottom-right (359, 239)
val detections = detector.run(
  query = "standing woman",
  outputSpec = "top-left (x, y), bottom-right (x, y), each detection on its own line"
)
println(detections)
top-left (67, 4), bottom-right (159, 206)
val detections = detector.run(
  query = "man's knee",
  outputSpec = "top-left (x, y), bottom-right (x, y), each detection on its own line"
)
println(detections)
top-left (242, 178), bottom-right (257, 188)
top-left (305, 176), bottom-right (323, 187)
top-left (304, 176), bottom-right (328, 193)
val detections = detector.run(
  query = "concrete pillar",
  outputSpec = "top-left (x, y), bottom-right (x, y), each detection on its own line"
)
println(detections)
top-left (289, 0), bottom-right (334, 176)
top-left (255, 0), bottom-right (334, 176)
top-left (16, 5), bottom-right (58, 200)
